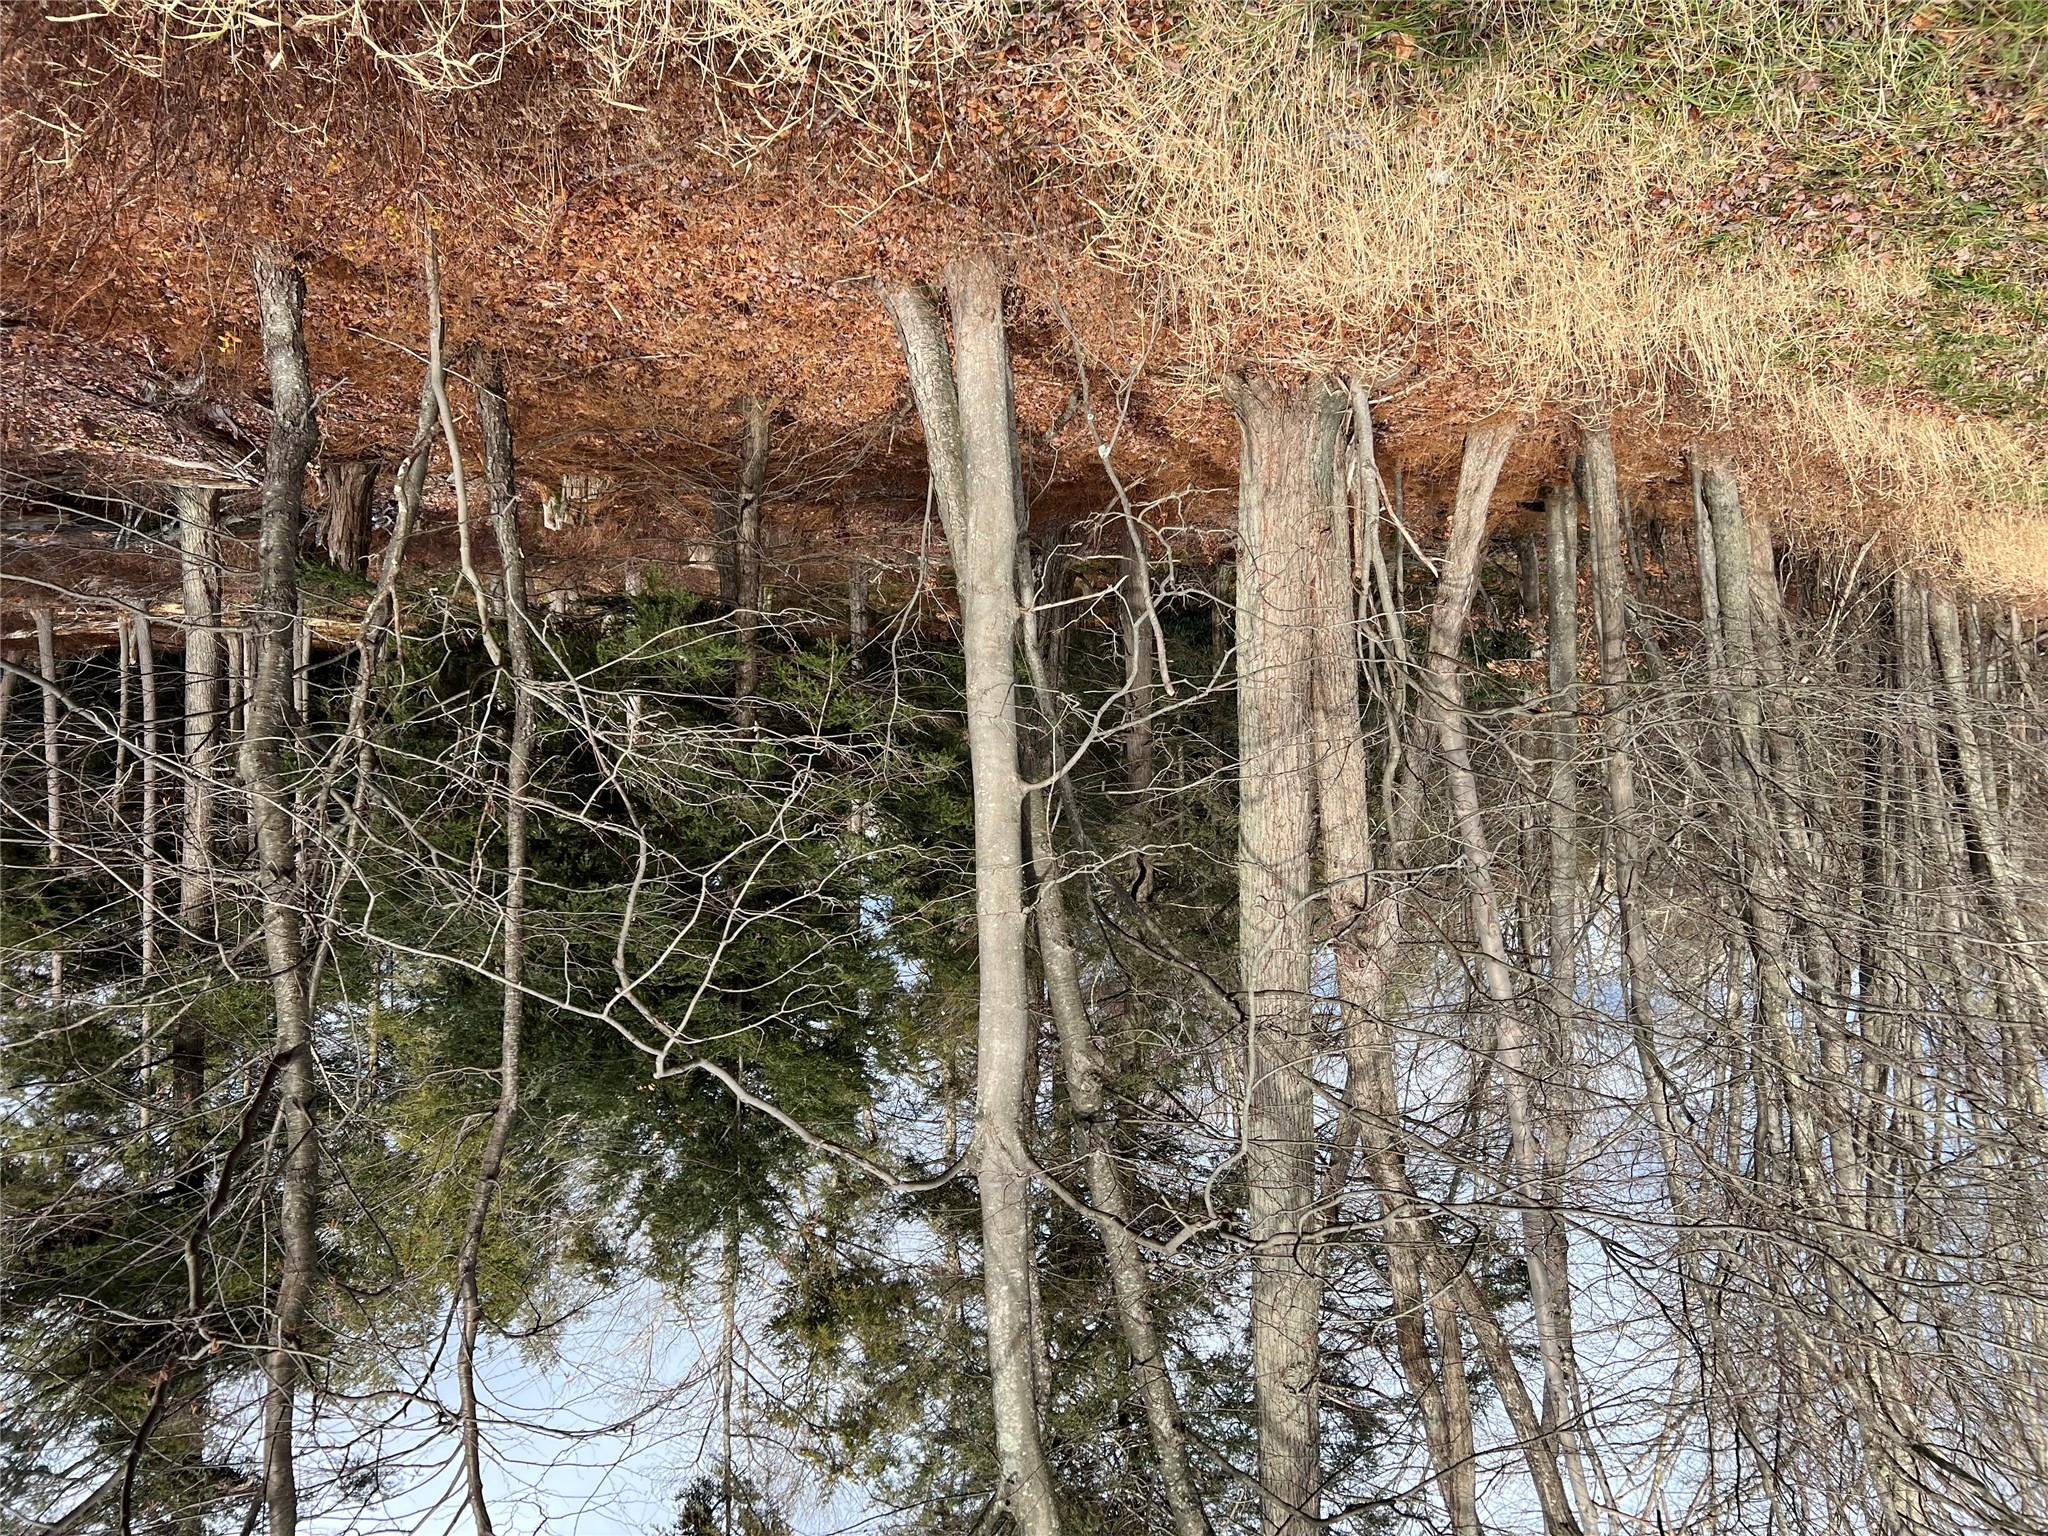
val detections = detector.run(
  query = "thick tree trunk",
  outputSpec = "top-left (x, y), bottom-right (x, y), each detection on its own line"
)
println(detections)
top-left (247, 247), bottom-right (322, 1536)
top-left (1226, 376), bottom-right (1340, 1536)
top-left (883, 258), bottom-right (1061, 1536)
top-left (1027, 792), bottom-right (1211, 1536)
top-left (315, 457), bottom-right (378, 575)
top-left (733, 397), bottom-right (768, 728)
top-left (454, 350), bottom-right (535, 1536)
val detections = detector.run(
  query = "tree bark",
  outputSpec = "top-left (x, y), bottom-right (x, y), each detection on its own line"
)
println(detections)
top-left (1517, 530), bottom-right (1543, 624)
top-left (883, 258), bottom-right (1061, 1536)
top-left (34, 607), bottom-right (61, 866)
top-left (1417, 422), bottom-right (1581, 1536)
top-left (1537, 472), bottom-right (1599, 1525)
top-left (247, 246), bottom-right (321, 1536)
top-left (733, 397), bottom-right (768, 728)
top-left (33, 608), bottom-right (62, 1000)
top-left (1312, 392), bottom-right (1477, 1536)
top-left (315, 457), bottom-right (378, 575)
top-left (447, 349), bottom-right (537, 1536)
top-left (175, 486), bottom-right (221, 939)
top-left (1226, 376), bottom-right (1341, 1536)
top-left (1120, 519), bottom-right (1157, 793)
top-left (848, 559), bottom-right (869, 676)
top-left (133, 611), bottom-right (161, 982)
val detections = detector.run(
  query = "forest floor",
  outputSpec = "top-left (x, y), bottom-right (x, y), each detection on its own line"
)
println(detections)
top-left (3, 2), bottom-right (2045, 631)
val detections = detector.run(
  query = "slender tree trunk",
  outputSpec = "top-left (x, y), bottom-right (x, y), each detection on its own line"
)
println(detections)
top-left (134, 610), bottom-right (161, 981)
top-left (320, 240), bottom-right (444, 846)
top-left (719, 1216), bottom-right (741, 1536)
top-left (1391, 467), bottom-right (1407, 611)
top-left (1541, 479), bottom-right (1578, 999)
top-left (1120, 519), bottom-right (1156, 793)
top-left (1225, 376), bottom-right (1339, 1536)
top-left (33, 608), bottom-right (62, 1001)
top-left (1517, 531), bottom-right (1543, 624)
top-left (1536, 473), bottom-right (1600, 1527)
top-left (848, 559), bottom-right (869, 676)
top-left (733, 397), bottom-right (768, 728)
top-left (883, 257), bottom-right (1061, 1536)
top-left (1417, 422), bottom-right (1581, 1536)
top-left (227, 629), bottom-right (245, 746)
top-left (1027, 792), bottom-right (1211, 1536)
top-left (34, 607), bottom-right (61, 864)
top-left (114, 613), bottom-right (133, 813)
top-left (135, 609), bottom-right (160, 1137)
top-left (247, 246), bottom-right (322, 1536)
top-left (175, 486), bottom-right (221, 939)
top-left (1312, 394), bottom-right (1476, 1536)
top-left (144, 598), bottom-right (209, 1536)
top-left (454, 349), bottom-right (536, 1536)
top-left (293, 605), bottom-right (311, 723)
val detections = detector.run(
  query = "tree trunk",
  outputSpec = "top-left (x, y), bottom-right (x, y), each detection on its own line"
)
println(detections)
top-left (848, 559), bottom-right (869, 675)
top-left (134, 611), bottom-right (161, 981)
top-left (1417, 421), bottom-right (1582, 1536)
top-left (883, 258), bottom-right (1061, 1536)
top-left (1226, 376), bottom-right (1340, 1536)
top-left (1537, 472), bottom-right (1599, 1525)
top-left (1517, 530), bottom-right (1543, 624)
top-left (1120, 519), bottom-right (1157, 793)
top-left (453, 349), bottom-right (535, 1536)
top-left (733, 397), bottom-right (768, 728)
top-left (293, 605), bottom-right (311, 723)
top-left (114, 613), bottom-right (133, 813)
top-left (1313, 391), bottom-right (1477, 1536)
top-left (1027, 791), bottom-right (1211, 1536)
top-left (315, 457), bottom-right (379, 575)
top-left (247, 246), bottom-right (322, 1536)
top-left (32, 608), bottom-right (62, 1000)
top-left (34, 607), bottom-right (61, 865)
top-left (175, 486), bottom-right (221, 939)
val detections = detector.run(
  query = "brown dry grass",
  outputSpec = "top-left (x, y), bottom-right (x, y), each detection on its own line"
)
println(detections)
top-left (1070, 1), bottom-right (2047, 596)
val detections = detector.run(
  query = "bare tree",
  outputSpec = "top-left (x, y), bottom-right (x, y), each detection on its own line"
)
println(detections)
top-left (246, 244), bottom-right (322, 1536)
top-left (451, 347), bottom-right (535, 1536)
top-left (1224, 375), bottom-right (1341, 1536)
top-left (884, 256), bottom-right (1062, 1536)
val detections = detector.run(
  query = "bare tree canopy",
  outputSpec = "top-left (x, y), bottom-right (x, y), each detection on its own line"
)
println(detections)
top-left (3, 15), bottom-right (2047, 1536)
